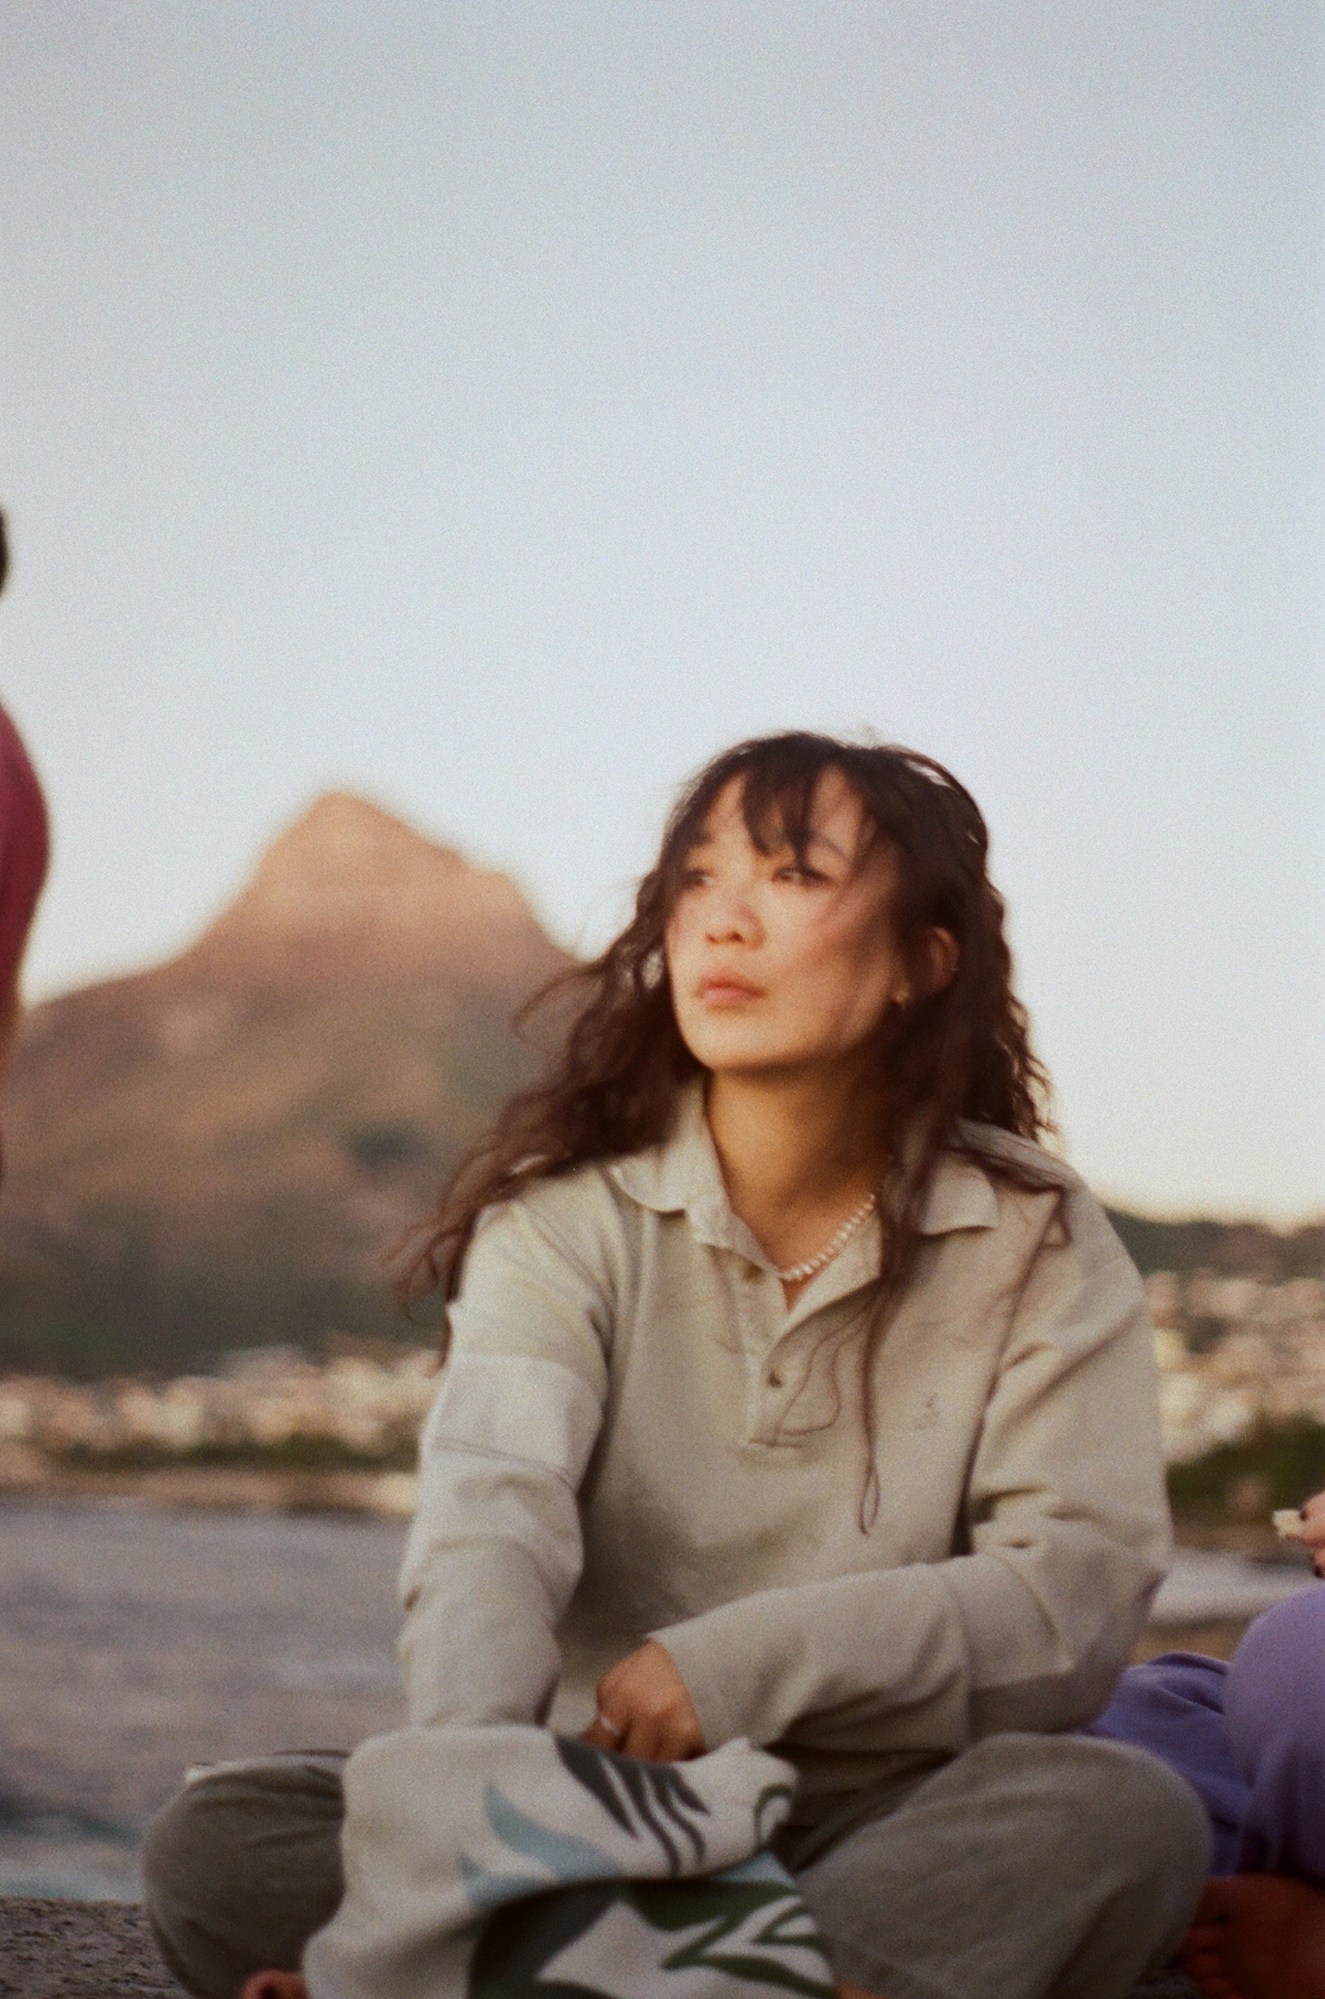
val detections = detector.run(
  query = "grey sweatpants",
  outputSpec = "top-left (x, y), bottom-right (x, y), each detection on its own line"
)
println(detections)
top-left (143, 1731), bottom-right (1209, 1999)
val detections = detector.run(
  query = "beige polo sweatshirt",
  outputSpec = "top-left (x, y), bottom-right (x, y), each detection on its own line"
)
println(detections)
top-left (398, 1087), bottom-right (1168, 1813)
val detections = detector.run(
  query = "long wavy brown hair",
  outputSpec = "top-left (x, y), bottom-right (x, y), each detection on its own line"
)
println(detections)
top-left (401, 732), bottom-right (1058, 1519)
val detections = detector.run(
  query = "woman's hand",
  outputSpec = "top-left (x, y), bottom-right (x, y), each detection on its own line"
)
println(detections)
top-left (1299, 1492), bottom-right (1325, 1577)
top-left (580, 1640), bottom-right (705, 1762)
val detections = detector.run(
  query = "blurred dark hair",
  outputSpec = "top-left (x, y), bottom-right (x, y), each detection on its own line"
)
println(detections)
top-left (401, 732), bottom-right (1057, 1518)
top-left (0, 512), bottom-right (9, 595)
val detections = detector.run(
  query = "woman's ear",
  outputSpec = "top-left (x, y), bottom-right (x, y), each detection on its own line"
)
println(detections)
top-left (919, 926), bottom-right (959, 999)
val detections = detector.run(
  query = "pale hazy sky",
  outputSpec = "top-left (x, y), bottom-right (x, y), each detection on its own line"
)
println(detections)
top-left (1, 3), bottom-right (1321, 1220)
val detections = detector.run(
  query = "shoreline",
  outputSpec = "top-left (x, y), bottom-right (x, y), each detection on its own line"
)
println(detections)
top-left (0, 1458), bottom-right (1304, 1553)
top-left (0, 1458), bottom-right (418, 1517)
top-left (0, 1460), bottom-right (1312, 1660)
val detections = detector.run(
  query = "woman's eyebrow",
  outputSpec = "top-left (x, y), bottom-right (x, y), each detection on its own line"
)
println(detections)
top-left (799, 827), bottom-right (851, 863)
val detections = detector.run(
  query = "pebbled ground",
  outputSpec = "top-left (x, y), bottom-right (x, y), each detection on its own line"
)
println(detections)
top-left (0, 1898), bottom-right (180, 1997)
top-left (0, 1896), bottom-right (1201, 1999)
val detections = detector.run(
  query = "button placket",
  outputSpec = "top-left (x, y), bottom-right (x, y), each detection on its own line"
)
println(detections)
top-left (761, 1300), bottom-right (866, 1435)
top-left (736, 1274), bottom-right (769, 1356)
top-left (763, 1341), bottom-right (805, 1403)
top-left (754, 1320), bottom-right (805, 1442)
top-left (730, 1256), bottom-right (776, 1440)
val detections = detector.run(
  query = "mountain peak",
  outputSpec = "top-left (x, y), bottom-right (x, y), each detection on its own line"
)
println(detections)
top-left (249, 790), bottom-right (465, 895)
top-left (181, 792), bottom-right (564, 988)
top-left (278, 789), bottom-right (460, 850)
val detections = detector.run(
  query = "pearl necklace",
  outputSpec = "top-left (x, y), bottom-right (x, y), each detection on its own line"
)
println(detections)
top-left (774, 1189), bottom-right (879, 1284)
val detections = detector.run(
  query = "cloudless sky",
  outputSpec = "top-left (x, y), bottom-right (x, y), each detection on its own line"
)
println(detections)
top-left (1, 2), bottom-right (1321, 1220)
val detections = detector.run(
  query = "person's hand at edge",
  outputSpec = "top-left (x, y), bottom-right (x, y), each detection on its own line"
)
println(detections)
top-left (1298, 1492), bottom-right (1325, 1577)
top-left (581, 1639), bottom-right (705, 1762)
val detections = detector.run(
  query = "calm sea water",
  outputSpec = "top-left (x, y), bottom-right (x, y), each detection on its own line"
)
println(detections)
top-left (0, 1497), bottom-right (405, 1899)
top-left (0, 1495), bottom-right (1313, 1900)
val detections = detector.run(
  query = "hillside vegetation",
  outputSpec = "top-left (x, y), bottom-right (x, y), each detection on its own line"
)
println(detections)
top-left (1106, 1210), bottom-right (1324, 1285)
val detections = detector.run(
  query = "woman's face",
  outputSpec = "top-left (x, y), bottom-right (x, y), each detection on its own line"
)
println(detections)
top-left (665, 770), bottom-right (925, 1081)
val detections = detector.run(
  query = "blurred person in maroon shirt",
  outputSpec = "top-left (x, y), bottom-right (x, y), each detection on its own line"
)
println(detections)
top-left (0, 511), bottom-right (50, 1079)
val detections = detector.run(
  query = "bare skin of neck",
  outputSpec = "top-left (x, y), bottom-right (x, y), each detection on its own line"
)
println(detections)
top-left (705, 1065), bottom-right (889, 1303)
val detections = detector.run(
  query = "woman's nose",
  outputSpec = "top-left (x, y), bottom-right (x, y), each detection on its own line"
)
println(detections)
top-left (703, 887), bottom-right (760, 943)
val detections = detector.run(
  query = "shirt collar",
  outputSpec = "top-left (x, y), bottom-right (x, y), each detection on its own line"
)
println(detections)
top-left (915, 1147), bottom-right (1000, 1235)
top-left (608, 1085), bottom-right (762, 1259)
top-left (607, 1085), bottom-right (1000, 1241)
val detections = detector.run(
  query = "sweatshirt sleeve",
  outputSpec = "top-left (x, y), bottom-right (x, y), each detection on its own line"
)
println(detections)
top-left (653, 1183), bottom-right (1169, 1757)
top-left (397, 1192), bottom-right (610, 1730)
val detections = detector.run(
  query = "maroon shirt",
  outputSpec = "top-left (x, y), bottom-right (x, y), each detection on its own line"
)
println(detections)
top-left (0, 702), bottom-right (48, 998)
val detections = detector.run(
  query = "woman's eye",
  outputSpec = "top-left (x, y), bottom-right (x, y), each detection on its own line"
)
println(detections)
top-left (678, 867), bottom-right (712, 890)
top-left (774, 863), bottom-right (827, 885)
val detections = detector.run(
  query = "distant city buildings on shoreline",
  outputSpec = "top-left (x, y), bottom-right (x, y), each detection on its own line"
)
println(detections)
top-left (1, 1272), bottom-right (1323, 1498)
top-left (1150, 1271), bottom-right (1325, 1463)
top-left (0, 1343), bottom-right (437, 1490)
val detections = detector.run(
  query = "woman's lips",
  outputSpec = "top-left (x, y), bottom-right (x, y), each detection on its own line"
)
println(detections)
top-left (696, 974), bottom-right (764, 1006)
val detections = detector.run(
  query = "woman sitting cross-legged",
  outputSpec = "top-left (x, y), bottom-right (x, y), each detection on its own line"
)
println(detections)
top-left (143, 732), bottom-right (1210, 1999)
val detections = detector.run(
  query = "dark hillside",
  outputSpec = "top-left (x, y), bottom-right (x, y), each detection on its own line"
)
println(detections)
top-left (1107, 1208), bottom-right (1324, 1283)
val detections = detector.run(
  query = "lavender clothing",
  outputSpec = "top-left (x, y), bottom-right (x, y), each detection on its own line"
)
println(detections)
top-left (1087, 1652), bottom-right (1248, 1874)
top-left (1089, 1585), bottom-right (1325, 1880)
